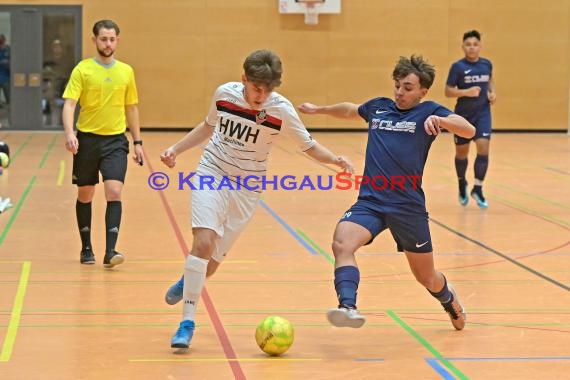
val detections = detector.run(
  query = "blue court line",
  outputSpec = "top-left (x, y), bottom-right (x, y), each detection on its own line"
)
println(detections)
top-left (430, 218), bottom-right (570, 292)
top-left (258, 201), bottom-right (390, 362)
top-left (425, 356), bottom-right (570, 378)
top-left (258, 199), bottom-right (318, 255)
top-left (425, 358), bottom-right (455, 380)
top-left (387, 310), bottom-right (468, 379)
top-left (425, 356), bottom-right (570, 379)
top-left (441, 357), bottom-right (570, 361)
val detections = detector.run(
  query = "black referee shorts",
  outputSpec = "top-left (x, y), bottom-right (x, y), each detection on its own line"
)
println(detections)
top-left (72, 131), bottom-right (129, 186)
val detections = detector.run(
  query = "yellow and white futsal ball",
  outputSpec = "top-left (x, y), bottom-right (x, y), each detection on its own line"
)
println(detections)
top-left (0, 152), bottom-right (9, 169)
top-left (255, 316), bottom-right (294, 356)
top-left (0, 141), bottom-right (9, 168)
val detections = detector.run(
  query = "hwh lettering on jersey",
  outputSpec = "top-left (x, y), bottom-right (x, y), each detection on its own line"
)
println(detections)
top-left (465, 74), bottom-right (490, 84)
top-left (219, 116), bottom-right (260, 144)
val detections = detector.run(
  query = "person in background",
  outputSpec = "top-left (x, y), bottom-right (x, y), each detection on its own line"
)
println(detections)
top-left (0, 34), bottom-right (11, 106)
top-left (62, 20), bottom-right (143, 268)
top-left (445, 30), bottom-right (496, 209)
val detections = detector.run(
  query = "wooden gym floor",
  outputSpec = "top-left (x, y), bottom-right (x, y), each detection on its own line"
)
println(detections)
top-left (0, 131), bottom-right (568, 379)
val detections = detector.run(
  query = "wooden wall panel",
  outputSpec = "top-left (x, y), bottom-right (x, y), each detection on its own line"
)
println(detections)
top-left (0, 0), bottom-right (568, 130)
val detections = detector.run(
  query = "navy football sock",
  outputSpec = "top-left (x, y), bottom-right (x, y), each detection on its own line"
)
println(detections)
top-left (334, 266), bottom-right (360, 308)
top-left (428, 275), bottom-right (452, 304)
top-left (474, 154), bottom-right (489, 182)
top-left (455, 157), bottom-right (468, 180)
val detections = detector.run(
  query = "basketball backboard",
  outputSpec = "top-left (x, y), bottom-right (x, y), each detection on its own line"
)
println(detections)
top-left (278, 0), bottom-right (341, 25)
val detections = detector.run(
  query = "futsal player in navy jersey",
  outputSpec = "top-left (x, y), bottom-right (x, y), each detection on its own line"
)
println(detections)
top-left (298, 55), bottom-right (475, 331)
top-left (445, 30), bottom-right (496, 208)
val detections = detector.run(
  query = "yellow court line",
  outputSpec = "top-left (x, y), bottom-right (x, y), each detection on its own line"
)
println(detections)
top-left (56, 160), bottom-right (65, 186)
top-left (129, 260), bottom-right (258, 264)
top-left (128, 261), bottom-right (185, 264)
top-left (130, 357), bottom-right (321, 363)
top-left (0, 261), bottom-right (31, 362)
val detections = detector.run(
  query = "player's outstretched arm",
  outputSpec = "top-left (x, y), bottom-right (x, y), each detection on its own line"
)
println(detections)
top-left (424, 114), bottom-right (475, 139)
top-left (298, 102), bottom-right (360, 119)
top-left (160, 121), bottom-right (214, 168)
top-left (304, 142), bottom-right (354, 174)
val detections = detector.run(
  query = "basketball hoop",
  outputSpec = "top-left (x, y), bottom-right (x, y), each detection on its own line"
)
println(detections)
top-left (295, 0), bottom-right (325, 25)
top-left (279, 0), bottom-right (340, 25)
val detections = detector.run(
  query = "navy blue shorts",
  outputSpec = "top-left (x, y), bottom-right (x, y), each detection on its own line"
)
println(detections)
top-left (454, 108), bottom-right (492, 145)
top-left (339, 202), bottom-right (433, 253)
top-left (72, 131), bottom-right (129, 186)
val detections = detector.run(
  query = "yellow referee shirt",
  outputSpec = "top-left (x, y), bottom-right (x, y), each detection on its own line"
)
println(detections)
top-left (63, 58), bottom-right (138, 135)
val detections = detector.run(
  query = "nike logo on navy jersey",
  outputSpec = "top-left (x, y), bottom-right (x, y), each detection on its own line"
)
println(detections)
top-left (375, 110), bottom-right (389, 114)
top-left (464, 69), bottom-right (471, 74)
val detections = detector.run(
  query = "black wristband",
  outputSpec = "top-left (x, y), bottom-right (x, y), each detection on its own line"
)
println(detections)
top-left (133, 140), bottom-right (143, 146)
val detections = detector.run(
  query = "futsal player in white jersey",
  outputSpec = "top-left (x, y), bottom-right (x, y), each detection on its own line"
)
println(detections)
top-left (160, 49), bottom-right (354, 349)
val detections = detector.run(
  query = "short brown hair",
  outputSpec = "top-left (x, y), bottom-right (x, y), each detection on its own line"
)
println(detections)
top-left (392, 55), bottom-right (435, 89)
top-left (243, 50), bottom-right (282, 89)
top-left (93, 20), bottom-right (120, 36)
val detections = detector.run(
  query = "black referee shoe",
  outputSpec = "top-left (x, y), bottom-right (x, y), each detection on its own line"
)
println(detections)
top-left (80, 249), bottom-right (95, 265)
top-left (103, 250), bottom-right (125, 269)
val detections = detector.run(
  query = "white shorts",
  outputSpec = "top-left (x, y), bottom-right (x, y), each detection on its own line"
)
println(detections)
top-left (191, 167), bottom-right (261, 262)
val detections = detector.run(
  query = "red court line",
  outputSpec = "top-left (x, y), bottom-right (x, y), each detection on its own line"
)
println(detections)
top-left (359, 239), bottom-right (570, 281)
top-left (144, 151), bottom-right (246, 380)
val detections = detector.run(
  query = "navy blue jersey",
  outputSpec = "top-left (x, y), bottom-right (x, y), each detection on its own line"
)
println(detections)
top-left (357, 97), bottom-right (453, 214)
top-left (446, 57), bottom-right (493, 116)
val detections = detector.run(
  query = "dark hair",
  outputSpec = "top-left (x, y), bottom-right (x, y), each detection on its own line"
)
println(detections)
top-left (392, 55), bottom-right (436, 89)
top-left (463, 30), bottom-right (481, 41)
top-left (93, 20), bottom-right (120, 36)
top-left (243, 50), bottom-right (282, 89)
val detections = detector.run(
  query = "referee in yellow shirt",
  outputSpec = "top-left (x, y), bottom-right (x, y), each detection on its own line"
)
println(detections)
top-left (62, 19), bottom-right (143, 268)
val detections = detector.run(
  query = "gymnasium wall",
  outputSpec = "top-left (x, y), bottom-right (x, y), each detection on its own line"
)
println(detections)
top-left (2, 0), bottom-right (569, 130)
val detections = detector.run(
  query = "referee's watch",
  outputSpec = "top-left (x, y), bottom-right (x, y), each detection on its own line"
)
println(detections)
top-left (133, 140), bottom-right (143, 146)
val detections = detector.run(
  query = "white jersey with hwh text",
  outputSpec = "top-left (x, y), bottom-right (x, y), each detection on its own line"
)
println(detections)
top-left (200, 82), bottom-right (316, 181)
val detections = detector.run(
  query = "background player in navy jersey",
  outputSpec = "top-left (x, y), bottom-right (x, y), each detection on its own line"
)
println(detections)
top-left (298, 55), bottom-right (475, 331)
top-left (445, 30), bottom-right (496, 208)
top-left (159, 49), bottom-right (354, 350)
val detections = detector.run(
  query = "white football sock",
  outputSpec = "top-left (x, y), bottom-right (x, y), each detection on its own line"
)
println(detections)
top-left (182, 255), bottom-right (209, 321)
